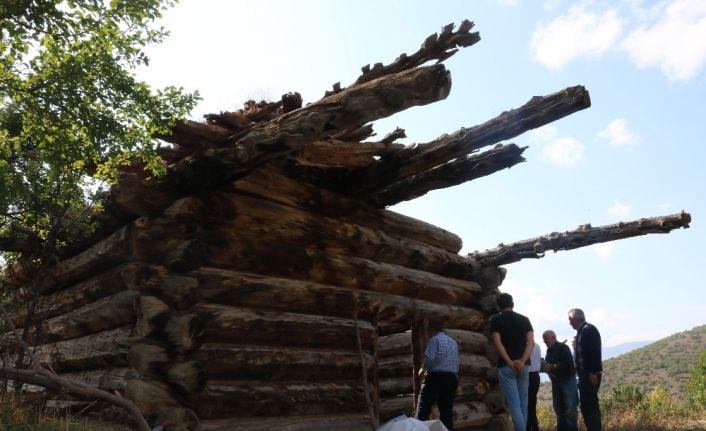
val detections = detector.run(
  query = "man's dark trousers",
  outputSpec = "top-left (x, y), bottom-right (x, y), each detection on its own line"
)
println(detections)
top-left (578, 372), bottom-right (602, 431)
top-left (526, 371), bottom-right (540, 431)
top-left (416, 371), bottom-right (459, 431)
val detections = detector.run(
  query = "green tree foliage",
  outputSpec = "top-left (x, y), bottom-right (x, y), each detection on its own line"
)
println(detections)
top-left (0, 0), bottom-right (199, 265)
top-left (685, 350), bottom-right (706, 410)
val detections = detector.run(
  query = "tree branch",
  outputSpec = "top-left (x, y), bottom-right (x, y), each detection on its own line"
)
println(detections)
top-left (0, 304), bottom-right (152, 431)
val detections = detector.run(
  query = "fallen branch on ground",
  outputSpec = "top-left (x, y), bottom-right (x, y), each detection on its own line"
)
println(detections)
top-left (0, 304), bottom-right (152, 431)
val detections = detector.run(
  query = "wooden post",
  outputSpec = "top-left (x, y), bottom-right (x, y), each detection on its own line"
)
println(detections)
top-left (411, 318), bottom-right (429, 416)
top-left (371, 310), bottom-right (380, 424)
top-left (353, 296), bottom-right (378, 430)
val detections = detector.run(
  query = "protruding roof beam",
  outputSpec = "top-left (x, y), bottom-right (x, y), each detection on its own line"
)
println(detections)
top-left (364, 143), bottom-right (527, 208)
top-left (170, 64), bottom-right (452, 191)
top-left (323, 20), bottom-right (480, 97)
top-left (470, 212), bottom-right (691, 267)
top-left (349, 86), bottom-right (591, 198)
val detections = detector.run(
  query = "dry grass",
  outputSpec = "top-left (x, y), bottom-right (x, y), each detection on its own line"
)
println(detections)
top-left (0, 393), bottom-right (131, 431)
top-left (537, 403), bottom-right (706, 431)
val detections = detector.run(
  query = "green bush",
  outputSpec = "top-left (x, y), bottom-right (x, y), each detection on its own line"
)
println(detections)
top-left (685, 350), bottom-right (706, 410)
top-left (603, 383), bottom-right (644, 412)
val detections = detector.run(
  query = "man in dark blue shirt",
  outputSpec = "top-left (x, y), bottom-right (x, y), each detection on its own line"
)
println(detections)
top-left (569, 308), bottom-right (602, 431)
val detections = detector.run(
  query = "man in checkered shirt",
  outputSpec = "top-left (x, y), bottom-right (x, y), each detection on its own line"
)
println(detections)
top-left (415, 323), bottom-right (459, 430)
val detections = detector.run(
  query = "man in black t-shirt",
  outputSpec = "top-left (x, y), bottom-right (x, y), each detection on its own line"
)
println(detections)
top-left (490, 293), bottom-right (535, 431)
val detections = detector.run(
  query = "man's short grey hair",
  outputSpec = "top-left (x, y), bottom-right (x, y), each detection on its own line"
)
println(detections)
top-left (543, 330), bottom-right (556, 338)
top-left (568, 308), bottom-right (586, 322)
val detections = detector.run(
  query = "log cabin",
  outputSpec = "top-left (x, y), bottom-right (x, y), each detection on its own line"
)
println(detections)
top-left (0, 20), bottom-right (690, 431)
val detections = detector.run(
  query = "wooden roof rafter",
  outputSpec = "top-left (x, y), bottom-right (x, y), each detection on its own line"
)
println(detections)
top-left (323, 20), bottom-right (480, 97)
top-left (470, 212), bottom-right (692, 267)
top-left (345, 85), bottom-right (591, 207)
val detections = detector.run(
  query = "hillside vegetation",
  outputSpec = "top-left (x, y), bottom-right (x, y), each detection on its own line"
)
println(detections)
top-left (602, 324), bottom-right (706, 399)
top-left (539, 324), bottom-right (706, 404)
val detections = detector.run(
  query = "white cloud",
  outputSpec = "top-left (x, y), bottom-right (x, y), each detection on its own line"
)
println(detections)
top-left (544, 0), bottom-right (564, 12)
top-left (598, 118), bottom-right (639, 147)
top-left (607, 200), bottom-right (632, 218)
top-left (541, 137), bottom-right (584, 166)
top-left (621, 0), bottom-right (706, 81)
top-left (497, 0), bottom-right (519, 6)
top-left (530, 5), bottom-right (624, 69)
top-left (529, 125), bottom-right (558, 142)
top-left (592, 242), bottom-right (615, 260)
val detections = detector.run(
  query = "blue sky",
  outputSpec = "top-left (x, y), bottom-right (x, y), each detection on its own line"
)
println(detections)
top-left (137, 0), bottom-right (706, 351)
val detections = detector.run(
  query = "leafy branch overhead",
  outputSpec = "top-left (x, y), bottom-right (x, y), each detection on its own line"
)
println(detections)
top-left (0, 0), bottom-right (199, 258)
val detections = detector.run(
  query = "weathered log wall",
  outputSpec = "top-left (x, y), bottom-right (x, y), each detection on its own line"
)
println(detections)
top-left (1, 171), bottom-right (509, 430)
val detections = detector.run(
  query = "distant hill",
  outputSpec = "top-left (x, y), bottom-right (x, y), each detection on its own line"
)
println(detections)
top-left (538, 324), bottom-right (706, 404)
top-left (602, 324), bottom-right (706, 399)
top-left (603, 340), bottom-right (653, 359)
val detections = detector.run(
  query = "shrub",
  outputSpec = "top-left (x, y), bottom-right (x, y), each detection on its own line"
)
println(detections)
top-left (685, 350), bottom-right (706, 411)
top-left (603, 383), bottom-right (644, 413)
